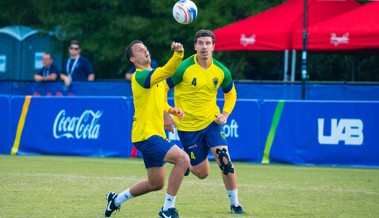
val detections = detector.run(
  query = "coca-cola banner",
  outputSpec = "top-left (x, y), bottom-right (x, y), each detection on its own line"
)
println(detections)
top-left (9, 96), bottom-right (133, 157)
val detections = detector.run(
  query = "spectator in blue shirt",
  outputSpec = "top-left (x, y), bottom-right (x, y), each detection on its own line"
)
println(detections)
top-left (34, 53), bottom-right (59, 82)
top-left (61, 40), bottom-right (95, 87)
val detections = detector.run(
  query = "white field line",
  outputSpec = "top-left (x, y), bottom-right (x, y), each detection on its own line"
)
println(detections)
top-left (1, 172), bottom-right (377, 195)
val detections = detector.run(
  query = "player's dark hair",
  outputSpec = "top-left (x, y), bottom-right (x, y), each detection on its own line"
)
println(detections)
top-left (125, 40), bottom-right (143, 63)
top-left (194, 29), bottom-right (215, 44)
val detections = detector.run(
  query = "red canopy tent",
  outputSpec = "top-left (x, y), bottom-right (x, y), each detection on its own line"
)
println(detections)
top-left (213, 0), bottom-right (360, 51)
top-left (292, 1), bottom-right (379, 51)
top-left (212, 0), bottom-right (360, 81)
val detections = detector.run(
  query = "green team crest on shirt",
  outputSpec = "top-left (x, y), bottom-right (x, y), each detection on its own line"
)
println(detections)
top-left (213, 78), bottom-right (218, 88)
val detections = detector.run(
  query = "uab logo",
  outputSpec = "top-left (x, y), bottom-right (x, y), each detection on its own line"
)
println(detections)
top-left (318, 118), bottom-right (364, 145)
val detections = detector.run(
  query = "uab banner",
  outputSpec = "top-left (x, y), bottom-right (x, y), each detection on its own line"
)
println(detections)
top-left (261, 100), bottom-right (379, 166)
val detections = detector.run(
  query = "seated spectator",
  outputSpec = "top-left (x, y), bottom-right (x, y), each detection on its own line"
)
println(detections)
top-left (34, 53), bottom-right (59, 82)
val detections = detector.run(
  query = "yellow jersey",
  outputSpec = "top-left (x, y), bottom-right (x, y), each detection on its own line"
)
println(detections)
top-left (131, 51), bottom-right (184, 142)
top-left (166, 54), bottom-right (237, 131)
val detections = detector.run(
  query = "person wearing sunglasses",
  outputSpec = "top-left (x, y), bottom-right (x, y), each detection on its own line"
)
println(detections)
top-left (60, 40), bottom-right (95, 88)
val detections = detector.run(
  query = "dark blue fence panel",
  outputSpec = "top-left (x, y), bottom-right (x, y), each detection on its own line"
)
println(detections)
top-left (1, 81), bottom-right (379, 101)
top-left (0, 96), bottom-right (11, 154)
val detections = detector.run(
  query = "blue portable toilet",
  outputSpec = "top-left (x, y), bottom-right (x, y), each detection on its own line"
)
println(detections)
top-left (0, 25), bottom-right (62, 80)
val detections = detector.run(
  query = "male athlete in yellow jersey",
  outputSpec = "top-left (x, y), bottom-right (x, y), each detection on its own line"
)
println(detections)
top-left (104, 40), bottom-right (190, 218)
top-left (165, 29), bottom-right (245, 214)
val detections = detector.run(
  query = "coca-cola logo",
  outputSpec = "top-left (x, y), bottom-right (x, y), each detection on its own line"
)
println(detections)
top-left (53, 110), bottom-right (102, 139)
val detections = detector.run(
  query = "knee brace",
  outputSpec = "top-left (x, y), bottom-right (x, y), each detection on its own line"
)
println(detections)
top-left (216, 148), bottom-right (234, 175)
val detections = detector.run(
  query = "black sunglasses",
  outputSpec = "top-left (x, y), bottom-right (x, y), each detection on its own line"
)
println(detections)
top-left (70, 47), bottom-right (80, 51)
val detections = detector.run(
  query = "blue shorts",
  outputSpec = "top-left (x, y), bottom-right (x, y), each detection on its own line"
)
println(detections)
top-left (178, 122), bottom-right (228, 166)
top-left (133, 135), bottom-right (176, 168)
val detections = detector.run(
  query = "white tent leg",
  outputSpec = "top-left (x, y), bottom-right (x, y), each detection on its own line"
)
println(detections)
top-left (291, 49), bottom-right (296, 82)
top-left (284, 50), bottom-right (289, 81)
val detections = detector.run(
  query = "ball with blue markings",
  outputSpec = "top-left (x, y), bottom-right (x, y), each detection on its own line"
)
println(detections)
top-left (173, 0), bottom-right (198, 24)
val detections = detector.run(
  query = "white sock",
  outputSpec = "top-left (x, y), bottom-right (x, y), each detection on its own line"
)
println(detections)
top-left (163, 193), bottom-right (176, 211)
top-left (227, 189), bottom-right (239, 206)
top-left (114, 188), bottom-right (134, 206)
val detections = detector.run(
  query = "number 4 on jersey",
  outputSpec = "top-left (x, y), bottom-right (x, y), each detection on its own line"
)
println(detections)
top-left (191, 78), bottom-right (197, 86)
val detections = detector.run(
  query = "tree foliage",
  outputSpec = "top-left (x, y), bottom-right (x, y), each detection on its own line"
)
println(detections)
top-left (0, 0), bottom-right (377, 81)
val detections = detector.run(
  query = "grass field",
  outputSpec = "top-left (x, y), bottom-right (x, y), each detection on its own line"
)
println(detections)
top-left (0, 155), bottom-right (378, 218)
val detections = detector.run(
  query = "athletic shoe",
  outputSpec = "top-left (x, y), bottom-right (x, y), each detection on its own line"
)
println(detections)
top-left (231, 204), bottom-right (244, 214)
top-left (184, 167), bottom-right (190, 176)
top-left (158, 207), bottom-right (179, 218)
top-left (104, 191), bottom-right (120, 217)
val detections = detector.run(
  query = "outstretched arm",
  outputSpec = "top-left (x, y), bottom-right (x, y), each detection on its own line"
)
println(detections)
top-left (149, 42), bottom-right (184, 86)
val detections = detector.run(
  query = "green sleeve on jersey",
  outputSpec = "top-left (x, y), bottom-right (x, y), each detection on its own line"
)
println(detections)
top-left (169, 55), bottom-right (196, 86)
top-left (213, 59), bottom-right (233, 90)
top-left (135, 69), bottom-right (153, 88)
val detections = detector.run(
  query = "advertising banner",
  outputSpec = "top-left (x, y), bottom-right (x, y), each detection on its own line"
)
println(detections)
top-left (3, 95), bottom-right (379, 167)
top-left (9, 96), bottom-right (134, 157)
top-left (261, 100), bottom-right (379, 166)
top-left (163, 99), bottom-right (261, 162)
top-left (217, 99), bottom-right (261, 162)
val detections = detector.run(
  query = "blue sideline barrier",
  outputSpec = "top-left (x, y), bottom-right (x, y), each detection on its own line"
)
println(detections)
top-left (0, 95), bottom-right (378, 167)
top-left (0, 96), bottom-right (10, 154)
top-left (1, 81), bottom-right (379, 100)
top-left (222, 83), bottom-right (379, 100)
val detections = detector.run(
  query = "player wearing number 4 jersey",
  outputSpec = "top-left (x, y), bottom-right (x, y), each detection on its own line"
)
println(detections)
top-left (165, 29), bottom-right (245, 214)
top-left (104, 40), bottom-right (189, 218)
